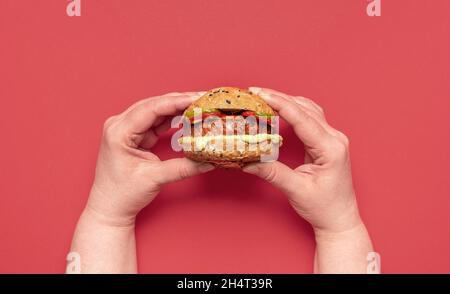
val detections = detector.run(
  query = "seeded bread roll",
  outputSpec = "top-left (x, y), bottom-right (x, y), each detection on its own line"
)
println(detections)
top-left (184, 150), bottom-right (261, 169)
top-left (184, 87), bottom-right (274, 115)
top-left (180, 87), bottom-right (282, 169)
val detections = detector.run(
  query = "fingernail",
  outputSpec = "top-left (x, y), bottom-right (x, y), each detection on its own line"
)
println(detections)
top-left (190, 91), bottom-right (206, 101)
top-left (248, 87), bottom-right (262, 94)
top-left (256, 91), bottom-right (271, 100)
top-left (198, 163), bottom-right (215, 173)
top-left (249, 87), bottom-right (271, 100)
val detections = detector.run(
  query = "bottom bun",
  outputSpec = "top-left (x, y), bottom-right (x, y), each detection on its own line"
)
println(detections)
top-left (184, 149), bottom-right (262, 169)
top-left (180, 134), bottom-right (283, 169)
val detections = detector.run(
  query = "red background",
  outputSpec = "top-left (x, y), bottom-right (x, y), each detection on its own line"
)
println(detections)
top-left (1, 0), bottom-right (449, 273)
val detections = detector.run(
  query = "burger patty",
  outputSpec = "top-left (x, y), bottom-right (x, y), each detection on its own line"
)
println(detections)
top-left (189, 116), bottom-right (272, 136)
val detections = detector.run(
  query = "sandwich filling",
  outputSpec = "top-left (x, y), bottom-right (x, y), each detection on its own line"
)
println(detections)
top-left (184, 108), bottom-right (275, 136)
top-left (180, 108), bottom-right (282, 152)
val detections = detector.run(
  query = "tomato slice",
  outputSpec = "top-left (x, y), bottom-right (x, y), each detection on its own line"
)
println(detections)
top-left (188, 110), bottom-right (273, 125)
top-left (241, 111), bottom-right (255, 117)
top-left (237, 111), bottom-right (272, 125)
top-left (202, 112), bottom-right (223, 119)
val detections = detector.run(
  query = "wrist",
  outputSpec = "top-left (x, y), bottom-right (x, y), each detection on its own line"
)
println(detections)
top-left (314, 218), bottom-right (367, 244)
top-left (312, 196), bottom-right (362, 234)
top-left (313, 220), bottom-right (374, 274)
top-left (82, 203), bottom-right (136, 229)
top-left (85, 185), bottom-right (139, 228)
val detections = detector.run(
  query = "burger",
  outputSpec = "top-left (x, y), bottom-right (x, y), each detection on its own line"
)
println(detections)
top-left (178, 87), bottom-right (283, 168)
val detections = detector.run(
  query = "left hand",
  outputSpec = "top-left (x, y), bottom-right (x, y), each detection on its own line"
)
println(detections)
top-left (243, 87), bottom-right (361, 235)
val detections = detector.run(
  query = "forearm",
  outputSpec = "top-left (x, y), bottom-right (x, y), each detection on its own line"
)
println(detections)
top-left (314, 221), bottom-right (374, 274)
top-left (68, 207), bottom-right (137, 274)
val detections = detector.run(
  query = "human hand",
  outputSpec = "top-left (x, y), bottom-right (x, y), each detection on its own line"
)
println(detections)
top-left (243, 87), bottom-right (362, 235)
top-left (243, 88), bottom-right (375, 273)
top-left (85, 92), bottom-right (215, 226)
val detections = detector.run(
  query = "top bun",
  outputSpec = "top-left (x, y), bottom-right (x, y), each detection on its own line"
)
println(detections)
top-left (184, 87), bottom-right (274, 115)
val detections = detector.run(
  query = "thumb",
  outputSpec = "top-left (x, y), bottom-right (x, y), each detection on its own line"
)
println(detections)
top-left (243, 161), bottom-right (301, 194)
top-left (156, 158), bottom-right (215, 184)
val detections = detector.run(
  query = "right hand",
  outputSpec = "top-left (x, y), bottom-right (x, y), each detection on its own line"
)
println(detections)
top-left (243, 87), bottom-right (363, 235)
top-left (86, 92), bottom-right (214, 226)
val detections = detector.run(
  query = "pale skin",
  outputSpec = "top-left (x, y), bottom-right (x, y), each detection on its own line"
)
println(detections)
top-left (68, 88), bottom-right (374, 274)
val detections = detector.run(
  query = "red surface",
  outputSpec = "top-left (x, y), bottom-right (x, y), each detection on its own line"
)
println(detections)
top-left (1, 0), bottom-right (449, 273)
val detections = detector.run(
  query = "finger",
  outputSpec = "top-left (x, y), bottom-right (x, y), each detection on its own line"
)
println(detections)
top-left (138, 116), bottom-right (173, 150)
top-left (287, 96), bottom-right (339, 136)
top-left (304, 152), bottom-right (313, 164)
top-left (183, 91), bottom-right (207, 99)
top-left (252, 87), bottom-right (346, 141)
top-left (154, 116), bottom-right (173, 136)
top-left (121, 91), bottom-right (206, 133)
top-left (243, 161), bottom-right (304, 195)
top-left (117, 91), bottom-right (205, 121)
top-left (154, 158), bottom-right (215, 184)
top-left (289, 96), bottom-right (325, 119)
top-left (250, 90), bottom-right (330, 148)
top-left (293, 96), bottom-right (324, 115)
top-left (250, 87), bottom-right (325, 121)
top-left (286, 96), bottom-right (329, 129)
top-left (138, 129), bottom-right (159, 150)
top-left (251, 87), bottom-right (291, 100)
top-left (153, 116), bottom-right (166, 128)
top-left (254, 92), bottom-right (328, 162)
top-left (303, 98), bottom-right (323, 114)
top-left (251, 87), bottom-right (323, 113)
top-left (121, 95), bottom-right (194, 135)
